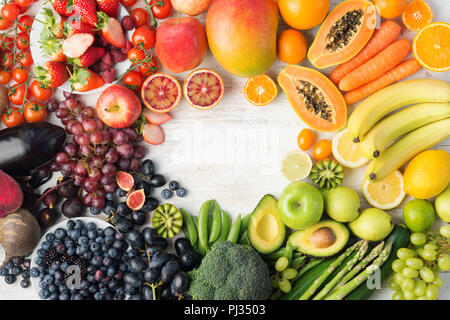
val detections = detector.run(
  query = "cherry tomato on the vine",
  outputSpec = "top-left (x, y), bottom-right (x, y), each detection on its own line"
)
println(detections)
top-left (2, 51), bottom-right (14, 70)
top-left (12, 68), bottom-right (29, 84)
top-left (16, 32), bottom-right (30, 50)
top-left (1, 4), bottom-right (20, 21)
top-left (8, 83), bottom-right (30, 105)
top-left (127, 47), bottom-right (146, 64)
top-left (120, 0), bottom-right (137, 6)
top-left (0, 17), bottom-right (11, 30)
top-left (2, 107), bottom-right (25, 128)
top-left (131, 8), bottom-right (149, 27)
top-left (30, 80), bottom-right (53, 101)
top-left (138, 56), bottom-right (157, 76)
top-left (0, 70), bottom-right (12, 84)
top-left (150, 0), bottom-right (172, 19)
top-left (24, 102), bottom-right (47, 123)
top-left (18, 15), bottom-right (34, 33)
top-left (313, 139), bottom-right (332, 161)
top-left (0, 35), bottom-right (14, 51)
top-left (297, 129), bottom-right (315, 151)
top-left (132, 25), bottom-right (155, 50)
top-left (122, 70), bottom-right (145, 91)
top-left (19, 50), bottom-right (33, 67)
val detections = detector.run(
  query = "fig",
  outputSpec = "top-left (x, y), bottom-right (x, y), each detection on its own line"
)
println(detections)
top-left (152, 204), bottom-right (183, 239)
top-left (36, 207), bottom-right (59, 228)
top-left (116, 171), bottom-right (134, 192)
top-left (0, 170), bottom-right (23, 218)
top-left (126, 189), bottom-right (146, 211)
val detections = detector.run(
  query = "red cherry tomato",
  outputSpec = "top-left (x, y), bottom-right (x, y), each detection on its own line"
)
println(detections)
top-left (127, 47), bottom-right (146, 64)
top-left (297, 129), bottom-right (315, 151)
top-left (12, 68), bottom-right (29, 84)
top-left (122, 70), bottom-right (145, 91)
top-left (2, 107), bottom-right (25, 128)
top-left (150, 0), bottom-right (172, 19)
top-left (24, 102), bottom-right (47, 123)
top-left (138, 56), bottom-right (157, 76)
top-left (120, 0), bottom-right (137, 6)
top-left (18, 15), bottom-right (34, 33)
top-left (0, 35), bottom-right (14, 51)
top-left (132, 25), bottom-right (155, 50)
top-left (2, 51), bottom-right (14, 70)
top-left (16, 32), bottom-right (30, 50)
top-left (8, 83), bottom-right (30, 105)
top-left (313, 139), bottom-right (333, 161)
top-left (0, 70), bottom-right (12, 84)
top-left (15, 0), bottom-right (33, 7)
top-left (1, 4), bottom-right (20, 21)
top-left (30, 80), bottom-right (53, 101)
top-left (19, 50), bottom-right (33, 67)
top-left (131, 8), bottom-right (149, 27)
top-left (0, 16), bottom-right (11, 30)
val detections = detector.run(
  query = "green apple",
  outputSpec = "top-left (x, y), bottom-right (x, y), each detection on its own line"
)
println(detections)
top-left (403, 199), bottom-right (435, 232)
top-left (325, 187), bottom-right (360, 222)
top-left (277, 181), bottom-right (324, 230)
top-left (349, 208), bottom-right (393, 241)
top-left (435, 185), bottom-right (450, 223)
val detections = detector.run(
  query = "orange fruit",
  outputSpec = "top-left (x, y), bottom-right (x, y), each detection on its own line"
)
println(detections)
top-left (244, 75), bottom-right (278, 106)
top-left (413, 22), bottom-right (450, 72)
top-left (277, 0), bottom-right (329, 30)
top-left (183, 68), bottom-right (224, 110)
top-left (278, 29), bottom-right (308, 64)
top-left (402, 0), bottom-right (433, 31)
top-left (141, 73), bottom-right (182, 113)
top-left (373, 0), bottom-right (408, 19)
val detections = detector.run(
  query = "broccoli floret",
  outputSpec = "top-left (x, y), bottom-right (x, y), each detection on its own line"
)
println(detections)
top-left (188, 241), bottom-right (272, 300)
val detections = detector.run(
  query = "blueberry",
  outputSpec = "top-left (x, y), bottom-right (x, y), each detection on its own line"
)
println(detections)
top-left (90, 207), bottom-right (101, 215)
top-left (34, 257), bottom-right (44, 266)
top-left (0, 268), bottom-right (9, 277)
top-left (116, 218), bottom-right (134, 233)
top-left (103, 201), bottom-right (117, 215)
top-left (55, 228), bottom-right (67, 240)
top-left (104, 226), bottom-right (116, 238)
top-left (115, 188), bottom-right (127, 198)
top-left (176, 187), bottom-right (187, 198)
top-left (59, 293), bottom-right (70, 300)
top-left (29, 267), bottom-right (40, 278)
top-left (161, 189), bottom-right (173, 199)
top-left (66, 220), bottom-right (76, 230)
top-left (5, 260), bottom-right (14, 269)
top-left (106, 193), bottom-right (115, 202)
top-left (39, 289), bottom-right (50, 299)
top-left (4, 274), bottom-right (15, 284)
top-left (168, 181), bottom-right (180, 191)
top-left (74, 219), bottom-right (85, 230)
top-left (41, 241), bottom-right (52, 251)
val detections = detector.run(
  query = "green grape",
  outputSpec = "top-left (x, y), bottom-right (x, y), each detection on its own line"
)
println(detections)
top-left (281, 268), bottom-right (298, 280)
top-left (410, 232), bottom-right (427, 245)
top-left (393, 272), bottom-right (405, 285)
top-left (437, 254), bottom-right (450, 272)
top-left (403, 290), bottom-right (417, 300)
top-left (401, 278), bottom-right (415, 291)
top-left (406, 257), bottom-right (424, 270)
top-left (422, 249), bottom-right (437, 261)
top-left (432, 275), bottom-right (443, 288)
top-left (419, 267), bottom-right (435, 283)
top-left (392, 259), bottom-right (406, 272)
top-left (278, 278), bottom-right (292, 293)
top-left (389, 279), bottom-right (401, 291)
top-left (414, 280), bottom-right (427, 297)
top-left (440, 225), bottom-right (450, 238)
top-left (417, 248), bottom-right (425, 258)
top-left (402, 267), bottom-right (419, 279)
top-left (397, 248), bottom-right (415, 260)
top-left (271, 274), bottom-right (279, 288)
top-left (275, 257), bottom-right (289, 272)
top-left (392, 291), bottom-right (404, 300)
top-left (425, 284), bottom-right (439, 300)
top-left (424, 243), bottom-right (438, 251)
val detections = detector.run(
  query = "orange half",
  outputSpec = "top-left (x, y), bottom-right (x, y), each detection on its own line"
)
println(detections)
top-left (413, 22), bottom-right (450, 72)
top-left (402, 0), bottom-right (433, 31)
top-left (244, 74), bottom-right (278, 106)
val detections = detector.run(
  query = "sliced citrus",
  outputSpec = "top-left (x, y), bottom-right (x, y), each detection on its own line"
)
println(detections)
top-left (141, 73), bottom-right (182, 113)
top-left (183, 68), bottom-right (224, 110)
top-left (244, 74), bottom-right (278, 106)
top-left (281, 150), bottom-right (312, 181)
top-left (402, 0), bottom-right (433, 31)
top-left (363, 170), bottom-right (406, 210)
top-left (332, 128), bottom-right (369, 168)
top-left (413, 22), bottom-right (450, 72)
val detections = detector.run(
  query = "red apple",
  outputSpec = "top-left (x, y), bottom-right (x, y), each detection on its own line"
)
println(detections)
top-left (96, 85), bottom-right (141, 129)
top-left (155, 17), bottom-right (207, 73)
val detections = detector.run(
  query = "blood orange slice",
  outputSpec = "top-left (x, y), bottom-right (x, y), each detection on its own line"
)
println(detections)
top-left (183, 68), bottom-right (224, 110)
top-left (141, 73), bottom-right (182, 113)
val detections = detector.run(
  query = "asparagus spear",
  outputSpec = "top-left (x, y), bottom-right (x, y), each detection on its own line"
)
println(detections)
top-left (324, 243), bottom-right (393, 300)
top-left (312, 240), bottom-right (369, 300)
top-left (328, 241), bottom-right (385, 296)
top-left (298, 240), bottom-right (364, 300)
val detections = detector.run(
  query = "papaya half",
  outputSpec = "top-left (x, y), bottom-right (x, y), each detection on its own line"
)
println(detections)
top-left (278, 65), bottom-right (347, 132)
top-left (308, 0), bottom-right (377, 69)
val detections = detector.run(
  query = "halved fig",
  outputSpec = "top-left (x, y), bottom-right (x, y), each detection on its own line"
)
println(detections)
top-left (126, 189), bottom-right (146, 211)
top-left (116, 171), bottom-right (135, 192)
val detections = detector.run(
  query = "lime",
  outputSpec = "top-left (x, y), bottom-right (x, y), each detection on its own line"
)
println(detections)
top-left (281, 150), bottom-right (312, 181)
top-left (403, 199), bottom-right (435, 232)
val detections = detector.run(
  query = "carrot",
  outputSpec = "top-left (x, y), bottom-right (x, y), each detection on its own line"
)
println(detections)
top-left (344, 59), bottom-right (422, 104)
top-left (329, 20), bottom-right (401, 85)
top-left (339, 39), bottom-right (412, 92)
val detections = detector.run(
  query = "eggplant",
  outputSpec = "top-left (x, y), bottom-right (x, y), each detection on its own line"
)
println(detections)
top-left (0, 122), bottom-right (66, 177)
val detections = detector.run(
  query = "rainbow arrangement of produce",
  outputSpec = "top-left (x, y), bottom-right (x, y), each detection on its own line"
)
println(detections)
top-left (0, 0), bottom-right (448, 302)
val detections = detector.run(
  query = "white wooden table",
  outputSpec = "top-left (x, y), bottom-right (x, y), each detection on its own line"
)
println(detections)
top-left (0, 0), bottom-right (448, 300)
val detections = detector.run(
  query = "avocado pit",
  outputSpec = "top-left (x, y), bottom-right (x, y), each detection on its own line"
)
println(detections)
top-left (308, 227), bottom-right (337, 249)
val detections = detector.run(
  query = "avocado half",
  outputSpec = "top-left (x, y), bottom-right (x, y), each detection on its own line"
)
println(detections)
top-left (288, 220), bottom-right (349, 257)
top-left (248, 195), bottom-right (286, 254)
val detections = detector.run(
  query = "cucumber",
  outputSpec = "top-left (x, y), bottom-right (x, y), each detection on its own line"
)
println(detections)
top-left (345, 225), bottom-right (410, 300)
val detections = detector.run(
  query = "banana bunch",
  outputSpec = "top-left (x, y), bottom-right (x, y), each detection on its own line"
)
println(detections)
top-left (347, 79), bottom-right (450, 183)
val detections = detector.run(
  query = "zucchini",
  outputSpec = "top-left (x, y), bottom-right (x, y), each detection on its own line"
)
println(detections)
top-left (345, 225), bottom-right (410, 300)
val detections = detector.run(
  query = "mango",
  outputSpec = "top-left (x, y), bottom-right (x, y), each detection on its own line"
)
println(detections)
top-left (205, 0), bottom-right (278, 78)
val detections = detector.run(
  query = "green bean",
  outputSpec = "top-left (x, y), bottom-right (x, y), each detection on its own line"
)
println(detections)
top-left (239, 230), bottom-right (251, 246)
top-left (239, 214), bottom-right (251, 238)
top-left (227, 214), bottom-right (241, 243)
top-left (198, 200), bottom-right (213, 254)
top-left (216, 210), bottom-right (231, 242)
top-left (265, 243), bottom-right (296, 262)
top-left (208, 201), bottom-right (222, 244)
top-left (291, 255), bottom-right (307, 269)
top-left (180, 208), bottom-right (198, 247)
top-left (293, 259), bottom-right (324, 281)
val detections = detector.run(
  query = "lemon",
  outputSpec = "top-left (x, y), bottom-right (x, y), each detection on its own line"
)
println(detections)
top-left (281, 150), bottom-right (312, 181)
top-left (363, 170), bottom-right (406, 210)
top-left (332, 128), bottom-right (369, 168)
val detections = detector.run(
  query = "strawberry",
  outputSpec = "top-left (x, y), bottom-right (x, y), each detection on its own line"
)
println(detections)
top-left (96, 0), bottom-right (119, 18)
top-left (40, 27), bottom-right (67, 62)
top-left (69, 46), bottom-right (106, 68)
top-left (143, 109), bottom-right (172, 125)
top-left (64, 20), bottom-right (94, 37)
top-left (35, 61), bottom-right (70, 89)
top-left (70, 68), bottom-right (106, 92)
top-left (62, 33), bottom-right (95, 58)
top-left (96, 12), bottom-right (125, 48)
top-left (74, 0), bottom-right (98, 27)
top-left (51, 0), bottom-right (75, 17)
top-left (42, 8), bottom-right (66, 38)
top-left (142, 124), bottom-right (165, 145)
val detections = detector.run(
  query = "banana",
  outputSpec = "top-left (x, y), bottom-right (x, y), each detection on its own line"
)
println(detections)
top-left (348, 79), bottom-right (450, 142)
top-left (359, 102), bottom-right (450, 159)
top-left (366, 118), bottom-right (450, 183)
